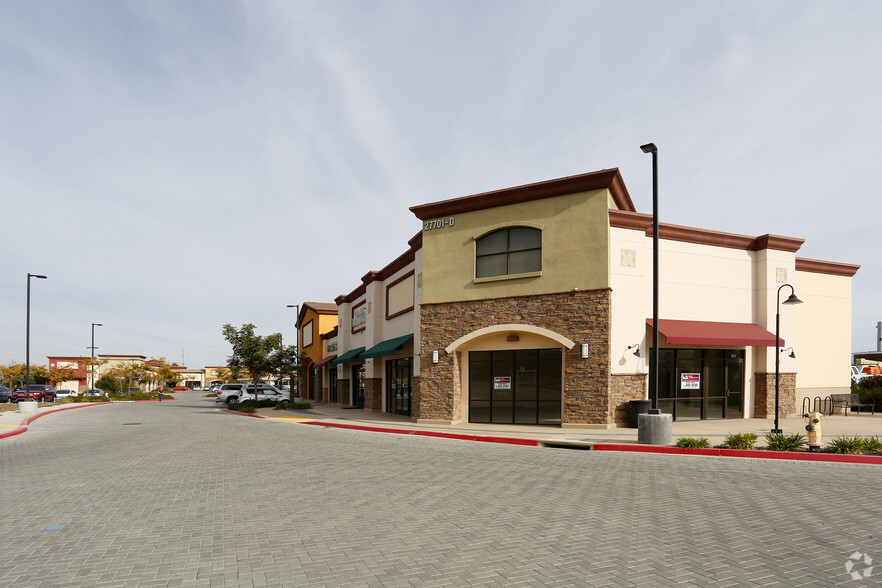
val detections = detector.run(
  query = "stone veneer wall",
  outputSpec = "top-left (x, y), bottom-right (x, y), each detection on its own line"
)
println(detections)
top-left (336, 379), bottom-right (350, 407)
top-left (754, 372), bottom-right (796, 418)
top-left (313, 371), bottom-right (324, 403)
top-left (365, 378), bottom-right (382, 412)
top-left (410, 376), bottom-right (421, 420)
top-left (610, 373), bottom-right (648, 426)
top-left (419, 289), bottom-right (611, 425)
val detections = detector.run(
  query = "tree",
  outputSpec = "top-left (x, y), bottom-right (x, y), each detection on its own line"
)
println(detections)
top-left (146, 358), bottom-right (182, 390)
top-left (269, 344), bottom-right (307, 392)
top-left (0, 362), bottom-right (49, 387)
top-left (95, 375), bottom-right (120, 394)
top-left (222, 323), bottom-right (284, 388)
top-left (48, 366), bottom-right (78, 388)
top-left (215, 366), bottom-right (242, 383)
top-left (104, 363), bottom-right (150, 394)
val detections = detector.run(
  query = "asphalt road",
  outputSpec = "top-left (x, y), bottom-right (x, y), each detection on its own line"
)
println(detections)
top-left (0, 393), bottom-right (880, 587)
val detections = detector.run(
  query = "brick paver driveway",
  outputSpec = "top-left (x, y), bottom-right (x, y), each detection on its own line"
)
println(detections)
top-left (1, 393), bottom-right (880, 587)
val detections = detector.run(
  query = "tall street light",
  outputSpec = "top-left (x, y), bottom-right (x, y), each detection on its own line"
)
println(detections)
top-left (640, 143), bottom-right (660, 415)
top-left (772, 283), bottom-right (802, 433)
top-left (286, 304), bottom-right (300, 396)
top-left (90, 323), bottom-right (103, 390)
top-left (25, 273), bottom-right (48, 389)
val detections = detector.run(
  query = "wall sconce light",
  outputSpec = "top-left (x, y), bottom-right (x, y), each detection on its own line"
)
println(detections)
top-left (780, 346), bottom-right (796, 359)
top-left (432, 350), bottom-right (439, 364)
top-left (581, 343), bottom-right (590, 359)
top-left (628, 344), bottom-right (640, 357)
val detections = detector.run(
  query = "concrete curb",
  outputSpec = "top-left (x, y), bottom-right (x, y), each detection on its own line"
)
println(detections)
top-left (278, 418), bottom-right (882, 464)
top-left (0, 402), bottom-right (112, 440)
top-left (223, 408), bottom-right (266, 419)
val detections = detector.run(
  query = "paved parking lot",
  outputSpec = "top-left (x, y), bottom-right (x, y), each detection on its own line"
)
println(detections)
top-left (1, 394), bottom-right (880, 587)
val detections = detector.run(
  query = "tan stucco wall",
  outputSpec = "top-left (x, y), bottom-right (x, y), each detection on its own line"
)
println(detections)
top-left (794, 269), bottom-right (852, 404)
top-left (421, 189), bottom-right (611, 304)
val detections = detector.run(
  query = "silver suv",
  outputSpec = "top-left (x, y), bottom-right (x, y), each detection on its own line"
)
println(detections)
top-left (222, 384), bottom-right (289, 406)
top-left (215, 383), bottom-right (248, 404)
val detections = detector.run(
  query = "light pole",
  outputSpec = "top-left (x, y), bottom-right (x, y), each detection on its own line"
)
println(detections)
top-left (772, 284), bottom-right (802, 433)
top-left (25, 273), bottom-right (48, 389)
top-left (286, 304), bottom-right (300, 396)
top-left (89, 323), bottom-right (102, 390)
top-left (640, 142), bottom-right (660, 415)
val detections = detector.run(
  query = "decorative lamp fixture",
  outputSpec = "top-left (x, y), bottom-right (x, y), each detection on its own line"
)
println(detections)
top-left (772, 283), bottom-right (803, 433)
top-left (780, 347), bottom-right (796, 359)
top-left (628, 344), bottom-right (640, 357)
top-left (581, 343), bottom-right (590, 359)
top-left (432, 350), bottom-right (439, 364)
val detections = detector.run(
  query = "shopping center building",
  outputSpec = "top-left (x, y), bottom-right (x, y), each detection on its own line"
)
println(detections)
top-left (325, 168), bottom-right (859, 428)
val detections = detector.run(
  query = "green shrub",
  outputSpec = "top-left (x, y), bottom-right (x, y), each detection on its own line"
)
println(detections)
top-left (290, 401), bottom-right (313, 410)
top-left (854, 377), bottom-right (882, 409)
top-left (765, 432), bottom-right (807, 452)
top-left (231, 403), bottom-right (256, 413)
top-left (826, 435), bottom-right (865, 454)
top-left (674, 437), bottom-right (710, 449)
top-left (861, 436), bottom-right (882, 453)
top-left (94, 376), bottom-right (120, 394)
top-left (723, 432), bottom-right (758, 450)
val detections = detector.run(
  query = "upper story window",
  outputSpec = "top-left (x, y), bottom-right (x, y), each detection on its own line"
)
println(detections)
top-left (475, 227), bottom-right (542, 278)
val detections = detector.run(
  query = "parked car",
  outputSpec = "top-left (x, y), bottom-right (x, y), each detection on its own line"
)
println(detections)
top-left (227, 384), bottom-right (290, 406)
top-left (172, 385), bottom-right (188, 391)
top-left (215, 383), bottom-right (248, 404)
top-left (123, 387), bottom-right (141, 395)
top-left (55, 389), bottom-right (78, 399)
top-left (12, 384), bottom-right (56, 402)
top-left (0, 385), bottom-right (12, 403)
top-left (84, 388), bottom-right (107, 397)
top-left (852, 364), bottom-right (882, 384)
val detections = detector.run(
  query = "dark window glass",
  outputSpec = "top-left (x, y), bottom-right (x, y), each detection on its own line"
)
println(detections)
top-left (475, 228), bottom-right (541, 278)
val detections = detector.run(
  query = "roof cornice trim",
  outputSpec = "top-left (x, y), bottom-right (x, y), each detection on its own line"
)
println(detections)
top-left (795, 257), bottom-right (860, 277)
top-left (410, 169), bottom-right (633, 220)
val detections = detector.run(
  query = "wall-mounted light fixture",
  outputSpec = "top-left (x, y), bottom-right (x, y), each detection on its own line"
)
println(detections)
top-left (432, 350), bottom-right (439, 364)
top-left (628, 344), bottom-right (640, 357)
top-left (780, 346), bottom-right (796, 359)
top-left (581, 343), bottom-right (590, 359)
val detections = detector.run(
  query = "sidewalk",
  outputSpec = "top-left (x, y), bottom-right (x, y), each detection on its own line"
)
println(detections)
top-left (259, 400), bottom-right (882, 447)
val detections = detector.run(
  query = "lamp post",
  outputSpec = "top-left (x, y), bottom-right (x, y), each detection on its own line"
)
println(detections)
top-left (286, 304), bottom-right (300, 396)
top-left (25, 273), bottom-right (48, 389)
top-left (640, 142), bottom-right (660, 415)
top-left (89, 323), bottom-right (102, 390)
top-left (772, 284), bottom-right (802, 433)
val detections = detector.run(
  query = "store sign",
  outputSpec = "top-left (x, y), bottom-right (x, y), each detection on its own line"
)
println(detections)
top-left (680, 373), bottom-right (700, 390)
top-left (352, 306), bottom-right (367, 329)
top-left (493, 376), bottom-right (512, 390)
top-left (327, 342), bottom-right (337, 352)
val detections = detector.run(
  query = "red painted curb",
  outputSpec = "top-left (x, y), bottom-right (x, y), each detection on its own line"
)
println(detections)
top-left (592, 443), bottom-right (882, 464)
top-left (300, 420), bottom-right (539, 446)
top-left (223, 408), bottom-right (266, 419)
top-left (1, 402), bottom-right (112, 440)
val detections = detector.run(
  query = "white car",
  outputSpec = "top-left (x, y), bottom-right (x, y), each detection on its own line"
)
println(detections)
top-left (224, 384), bottom-right (290, 406)
top-left (55, 389), bottom-right (78, 399)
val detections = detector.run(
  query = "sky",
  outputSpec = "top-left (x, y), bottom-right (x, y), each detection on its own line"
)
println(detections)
top-left (2, 0), bottom-right (880, 370)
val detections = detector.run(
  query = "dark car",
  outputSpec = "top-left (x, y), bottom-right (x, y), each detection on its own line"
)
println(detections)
top-left (84, 389), bottom-right (107, 397)
top-left (12, 384), bottom-right (57, 402)
top-left (0, 385), bottom-right (12, 403)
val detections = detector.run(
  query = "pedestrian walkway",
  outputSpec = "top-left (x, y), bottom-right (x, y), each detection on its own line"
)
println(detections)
top-left (258, 400), bottom-right (882, 447)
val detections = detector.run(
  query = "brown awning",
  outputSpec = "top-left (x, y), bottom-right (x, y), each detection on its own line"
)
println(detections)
top-left (313, 354), bottom-right (337, 368)
top-left (647, 319), bottom-right (782, 347)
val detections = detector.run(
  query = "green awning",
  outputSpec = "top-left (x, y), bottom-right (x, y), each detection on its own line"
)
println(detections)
top-left (331, 347), bottom-right (365, 365)
top-left (360, 334), bottom-right (414, 359)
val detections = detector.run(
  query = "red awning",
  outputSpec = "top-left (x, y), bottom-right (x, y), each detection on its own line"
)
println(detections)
top-left (646, 319), bottom-right (782, 347)
top-left (313, 354), bottom-right (337, 368)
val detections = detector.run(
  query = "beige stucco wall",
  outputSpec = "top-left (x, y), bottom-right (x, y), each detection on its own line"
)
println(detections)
top-left (793, 269), bottom-right (852, 406)
top-left (421, 189), bottom-right (611, 304)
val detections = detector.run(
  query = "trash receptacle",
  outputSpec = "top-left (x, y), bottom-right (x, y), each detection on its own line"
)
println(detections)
top-left (629, 399), bottom-right (652, 428)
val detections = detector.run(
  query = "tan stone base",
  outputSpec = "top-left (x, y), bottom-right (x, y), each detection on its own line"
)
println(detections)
top-left (416, 419), bottom-right (455, 425)
top-left (754, 372), bottom-right (797, 418)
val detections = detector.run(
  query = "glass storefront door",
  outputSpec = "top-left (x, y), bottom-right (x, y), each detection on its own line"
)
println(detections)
top-left (352, 364), bottom-right (365, 408)
top-left (469, 348), bottom-right (562, 425)
top-left (386, 357), bottom-right (412, 416)
top-left (656, 348), bottom-right (745, 420)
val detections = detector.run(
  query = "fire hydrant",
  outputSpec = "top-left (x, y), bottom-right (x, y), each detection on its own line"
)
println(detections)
top-left (804, 411), bottom-right (824, 452)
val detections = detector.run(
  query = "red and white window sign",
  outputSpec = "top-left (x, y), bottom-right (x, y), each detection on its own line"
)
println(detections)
top-left (493, 377), bottom-right (512, 390)
top-left (680, 373), bottom-right (700, 389)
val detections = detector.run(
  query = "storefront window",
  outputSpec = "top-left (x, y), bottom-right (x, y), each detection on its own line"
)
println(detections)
top-left (475, 227), bottom-right (541, 278)
top-left (654, 348), bottom-right (744, 420)
top-left (469, 348), bottom-right (561, 425)
top-left (385, 357), bottom-right (412, 416)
